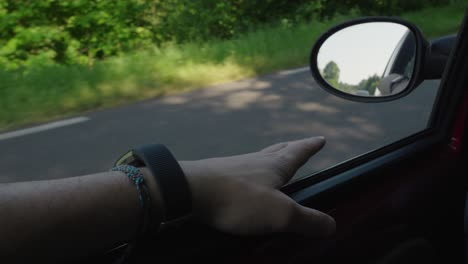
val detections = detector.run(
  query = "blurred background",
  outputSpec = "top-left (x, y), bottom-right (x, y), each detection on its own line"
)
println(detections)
top-left (1, 0), bottom-right (465, 130)
top-left (0, 0), bottom-right (466, 183)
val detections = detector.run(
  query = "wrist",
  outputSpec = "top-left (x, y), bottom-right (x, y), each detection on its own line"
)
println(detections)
top-left (178, 161), bottom-right (201, 213)
top-left (139, 167), bottom-right (164, 229)
top-left (178, 160), bottom-right (217, 220)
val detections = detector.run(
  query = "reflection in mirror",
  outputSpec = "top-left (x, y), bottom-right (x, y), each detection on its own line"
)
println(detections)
top-left (317, 22), bottom-right (416, 97)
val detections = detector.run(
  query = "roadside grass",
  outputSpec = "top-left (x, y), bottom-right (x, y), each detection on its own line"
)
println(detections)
top-left (402, 3), bottom-right (465, 38)
top-left (1, 2), bottom-right (466, 131)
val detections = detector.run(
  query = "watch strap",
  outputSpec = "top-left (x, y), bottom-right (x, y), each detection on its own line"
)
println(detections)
top-left (132, 144), bottom-right (191, 222)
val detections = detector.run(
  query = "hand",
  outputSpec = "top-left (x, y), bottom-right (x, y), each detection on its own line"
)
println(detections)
top-left (180, 136), bottom-right (336, 237)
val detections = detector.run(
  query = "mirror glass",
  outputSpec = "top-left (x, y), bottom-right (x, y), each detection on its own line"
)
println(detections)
top-left (316, 22), bottom-right (416, 97)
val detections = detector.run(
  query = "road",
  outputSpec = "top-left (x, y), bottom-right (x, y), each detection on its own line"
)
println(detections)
top-left (0, 68), bottom-right (440, 183)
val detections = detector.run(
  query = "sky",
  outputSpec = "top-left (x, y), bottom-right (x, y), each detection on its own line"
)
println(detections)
top-left (317, 22), bottom-right (411, 85)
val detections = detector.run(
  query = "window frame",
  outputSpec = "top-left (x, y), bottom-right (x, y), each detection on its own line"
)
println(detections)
top-left (284, 12), bottom-right (468, 198)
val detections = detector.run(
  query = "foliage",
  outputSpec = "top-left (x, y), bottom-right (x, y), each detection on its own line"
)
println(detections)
top-left (336, 74), bottom-right (382, 95)
top-left (0, 0), bottom-right (466, 130)
top-left (320, 0), bottom-right (453, 17)
top-left (0, 18), bottom-right (335, 130)
top-left (150, 0), bottom-right (326, 42)
top-left (0, 0), bottom-right (455, 69)
top-left (0, 0), bottom-right (155, 69)
top-left (356, 75), bottom-right (381, 95)
top-left (323, 61), bottom-right (340, 87)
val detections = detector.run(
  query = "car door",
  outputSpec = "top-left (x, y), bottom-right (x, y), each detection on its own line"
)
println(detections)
top-left (118, 13), bottom-right (468, 264)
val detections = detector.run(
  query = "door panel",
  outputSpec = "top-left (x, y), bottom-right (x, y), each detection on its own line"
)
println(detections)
top-left (126, 143), bottom-right (464, 264)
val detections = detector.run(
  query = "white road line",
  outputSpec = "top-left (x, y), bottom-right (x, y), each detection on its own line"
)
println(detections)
top-left (278, 67), bottom-right (309, 76)
top-left (0, 117), bottom-right (90, 141)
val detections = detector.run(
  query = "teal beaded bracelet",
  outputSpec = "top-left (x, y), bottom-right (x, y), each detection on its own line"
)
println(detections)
top-left (112, 165), bottom-right (152, 235)
top-left (110, 165), bottom-right (152, 263)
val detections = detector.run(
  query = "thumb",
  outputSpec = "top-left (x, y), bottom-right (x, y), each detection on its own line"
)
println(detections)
top-left (287, 202), bottom-right (336, 237)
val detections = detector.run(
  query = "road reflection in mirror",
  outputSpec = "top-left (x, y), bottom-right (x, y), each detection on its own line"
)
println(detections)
top-left (317, 22), bottom-right (416, 97)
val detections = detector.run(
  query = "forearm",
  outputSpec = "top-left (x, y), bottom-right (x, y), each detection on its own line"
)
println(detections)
top-left (0, 137), bottom-right (336, 262)
top-left (0, 170), bottom-right (161, 263)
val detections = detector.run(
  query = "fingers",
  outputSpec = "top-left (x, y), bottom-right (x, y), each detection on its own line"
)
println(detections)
top-left (261, 137), bottom-right (325, 154)
top-left (278, 136), bottom-right (326, 169)
top-left (287, 202), bottom-right (336, 237)
top-left (282, 136), bottom-right (326, 158)
top-left (260, 142), bottom-right (289, 153)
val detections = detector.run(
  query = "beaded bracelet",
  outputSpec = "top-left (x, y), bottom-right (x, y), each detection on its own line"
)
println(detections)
top-left (110, 165), bottom-right (152, 263)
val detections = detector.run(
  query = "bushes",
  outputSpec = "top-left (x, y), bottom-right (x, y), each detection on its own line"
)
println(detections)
top-left (0, 0), bottom-right (154, 69)
top-left (0, 0), bottom-right (454, 69)
top-left (320, 0), bottom-right (453, 17)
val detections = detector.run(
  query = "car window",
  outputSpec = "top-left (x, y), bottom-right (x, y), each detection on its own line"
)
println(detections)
top-left (0, 74), bottom-right (442, 183)
top-left (293, 79), bottom-right (440, 181)
top-left (0, 1), bottom-right (462, 183)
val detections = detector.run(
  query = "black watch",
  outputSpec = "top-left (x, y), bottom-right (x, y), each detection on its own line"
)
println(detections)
top-left (115, 144), bottom-right (192, 222)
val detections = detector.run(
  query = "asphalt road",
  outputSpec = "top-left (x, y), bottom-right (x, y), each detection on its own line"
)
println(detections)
top-left (0, 68), bottom-right (440, 183)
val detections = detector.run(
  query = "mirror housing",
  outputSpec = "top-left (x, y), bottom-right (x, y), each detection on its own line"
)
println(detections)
top-left (309, 17), bottom-right (453, 103)
top-left (423, 34), bottom-right (456, 80)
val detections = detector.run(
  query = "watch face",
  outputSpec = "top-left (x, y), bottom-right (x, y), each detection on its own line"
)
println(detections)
top-left (115, 151), bottom-right (137, 166)
top-left (115, 150), bottom-right (145, 167)
top-left (115, 150), bottom-right (146, 167)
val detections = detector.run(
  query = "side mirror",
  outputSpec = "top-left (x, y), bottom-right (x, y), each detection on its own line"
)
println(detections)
top-left (309, 17), bottom-right (455, 102)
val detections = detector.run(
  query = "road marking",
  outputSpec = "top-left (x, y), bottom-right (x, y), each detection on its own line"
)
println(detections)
top-left (278, 67), bottom-right (309, 76)
top-left (0, 117), bottom-right (90, 141)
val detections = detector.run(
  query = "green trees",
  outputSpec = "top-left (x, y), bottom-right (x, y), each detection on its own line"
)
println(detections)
top-left (0, 0), bottom-right (325, 69)
top-left (0, 1), bottom-right (154, 69)
top-left (322, 61), bottom-right (382, 95)
top-left (320, 0), bottom-right (452, 18)
top-left (356, 74), bottom-right (381, 95)
top-left (323, 61), bottom-right (340, 86)
top-left (0, 0), bottom-right (453, 70)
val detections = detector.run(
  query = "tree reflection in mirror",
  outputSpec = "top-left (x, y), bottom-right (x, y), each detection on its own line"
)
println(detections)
top-left (317, 22), bottom-right (416, 97)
